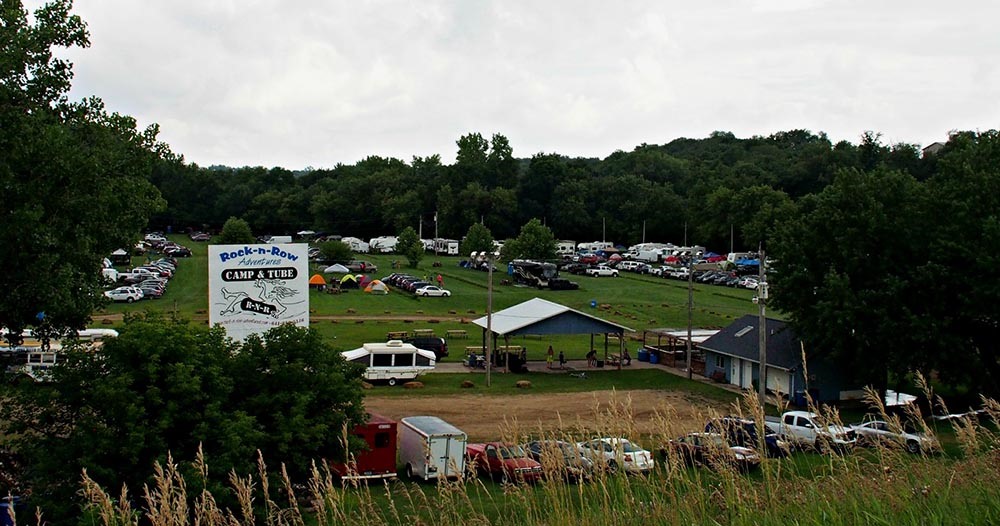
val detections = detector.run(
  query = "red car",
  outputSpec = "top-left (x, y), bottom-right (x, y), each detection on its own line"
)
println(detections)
top-left (466, 442), bottom-right (543, 483)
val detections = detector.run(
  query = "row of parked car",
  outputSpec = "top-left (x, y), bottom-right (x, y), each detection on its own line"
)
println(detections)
top-left (382, 273), bottom-right (451, 297)
top-left (142, 233), bottom-right (192, 257)
top-left (484, 410), bottom-right (940, 483)
top-left (103, 256), bottom-right (180, 302)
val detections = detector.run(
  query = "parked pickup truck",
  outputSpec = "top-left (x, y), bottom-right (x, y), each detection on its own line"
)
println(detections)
top-left (765, 411), bottom-right (857, 452)
top-left (466, 442), bottom-right (544, 483)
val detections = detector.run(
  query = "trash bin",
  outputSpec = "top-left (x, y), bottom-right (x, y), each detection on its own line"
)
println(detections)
top-left (596, 360), bottom-right (604, 368)
top-left (648, 351), bottom-right (659, 365)
top-left (793, 390), bottom-right (807, 407)
top-left (637, 349), bottom-right (650, 362)
top-left (590, 300), bottom-right (597, 308)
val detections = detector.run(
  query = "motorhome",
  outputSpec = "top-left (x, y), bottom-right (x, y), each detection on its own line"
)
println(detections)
top-left (433, 238), bottom-right (460, 255)
top-left (341, 340), bottom-right (436, 385)
top-left (399, 416), bottom-right (467, 481)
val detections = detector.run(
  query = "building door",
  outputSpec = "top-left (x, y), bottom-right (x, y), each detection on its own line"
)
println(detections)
top-left (741, 360), bottom-right (754, 389)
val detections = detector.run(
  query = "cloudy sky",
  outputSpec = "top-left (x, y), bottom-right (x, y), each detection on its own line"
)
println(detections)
top-left (42, 0), bottom-right (1000, 169)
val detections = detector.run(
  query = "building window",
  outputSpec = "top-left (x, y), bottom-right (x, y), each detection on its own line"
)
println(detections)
top-left (715, 355), bottom-right (725, 368)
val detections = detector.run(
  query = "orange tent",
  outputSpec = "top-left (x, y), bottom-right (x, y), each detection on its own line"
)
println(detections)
top-left (309, 274), bottom-right (326, 288)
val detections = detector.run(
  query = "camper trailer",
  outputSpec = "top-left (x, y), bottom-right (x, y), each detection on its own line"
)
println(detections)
top-left (342, 236), bottom-right (371, 253)
top-left (399, 416), bottom-right (467, 481)
top-left (369, 236), bottom-right (398, 253)
top-left (577, 241), bottom-right (614, 253)
top-left (330, 413), bottom-right (399, 480)
top-left (556, 240), bottom-right (577, 258)
top-left (433, 238), bottom-right (460, 255)
top-left (341, 341), bottom-right (436, 385)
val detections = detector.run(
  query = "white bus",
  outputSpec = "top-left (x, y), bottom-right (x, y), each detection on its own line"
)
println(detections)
top-left (341, 340), bottom-right (436, 385)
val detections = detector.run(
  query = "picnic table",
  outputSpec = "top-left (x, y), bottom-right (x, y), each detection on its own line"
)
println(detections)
top-left (412, 328), bottom-right (435, 337)
top-left (445, 329), bottom-right (468, 339)
top-left (386, 331), bottom-right (408, 340)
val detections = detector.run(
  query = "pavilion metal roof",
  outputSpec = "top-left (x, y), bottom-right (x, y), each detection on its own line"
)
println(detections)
top-left (471, 297), bottom-right (633, 337)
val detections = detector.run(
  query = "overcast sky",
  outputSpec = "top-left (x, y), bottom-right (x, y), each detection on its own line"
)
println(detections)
top-left (41, 1), bottom-right (1000, 169)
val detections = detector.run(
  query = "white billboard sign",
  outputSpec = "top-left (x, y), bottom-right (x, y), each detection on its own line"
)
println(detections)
top-left (208, 243), bottom-right (309, 341)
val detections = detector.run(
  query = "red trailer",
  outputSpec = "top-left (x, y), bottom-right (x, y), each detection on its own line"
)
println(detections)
top-left (331, 413), bottom-right (398, 480)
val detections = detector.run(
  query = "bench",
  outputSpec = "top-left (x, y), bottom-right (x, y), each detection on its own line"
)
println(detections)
top-left (445, 329), bottom-right (468, 339)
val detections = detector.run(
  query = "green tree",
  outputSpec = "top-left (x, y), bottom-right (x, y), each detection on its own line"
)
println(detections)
top-left (217, 216), bottom-right (255, 244)
top-left (0, 316), bottom-right (257, 520)
top-left (918, 130), bottom-right (1000, 396)
top-left (461, 222), bottom-right (495, 256)
top-left (396, 226), bottom-right (423, 268)
top-left (231, 324), bottom-right (366, 480)
top-left (320, 240), bottom-right (353, 263)
top-left (769, 168), bottom-right (927, 395)
top-left (502, 218), bottom-right (557, 261)
top-left (0, 316), bottom-right (366, 520)
top-left (0, 0), bottom-right (168, 345)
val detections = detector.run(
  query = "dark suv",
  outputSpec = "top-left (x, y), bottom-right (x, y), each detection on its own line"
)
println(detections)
top-left (404, 337), bottom-right (448, 360)
top-left (705, 416), bottom-right (789, 458)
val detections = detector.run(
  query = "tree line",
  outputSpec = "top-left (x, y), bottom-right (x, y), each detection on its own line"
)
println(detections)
top-left (148, 130), bottom-right (931, 252)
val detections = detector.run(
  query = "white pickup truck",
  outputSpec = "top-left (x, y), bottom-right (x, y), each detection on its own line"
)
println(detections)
top-left (765, 411), bottom-right (857, 452)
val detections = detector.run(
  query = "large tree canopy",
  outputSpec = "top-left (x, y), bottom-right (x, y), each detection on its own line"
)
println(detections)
top-left (0, 317), bottom-right (366, 521)
top-left (0, 0), bottom-right (167, 344)
top-left (769, 168), bottom-right (929, 393)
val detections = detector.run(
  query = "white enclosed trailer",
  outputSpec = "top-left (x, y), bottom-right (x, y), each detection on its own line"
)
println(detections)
top-left (399, 416), bottom-right (467, 481)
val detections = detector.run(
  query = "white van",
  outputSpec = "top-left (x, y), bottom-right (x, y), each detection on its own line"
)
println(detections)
top-left (341, 341), bottom-right (436, 386)
top-left (399, 416), bottom-right (467, 481)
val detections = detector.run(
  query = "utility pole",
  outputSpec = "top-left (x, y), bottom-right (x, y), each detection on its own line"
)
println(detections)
top-left (686, 255), bottom-right (694, 379)
top-left (642, 220), bottom-right (646, 243)
top-left (434, 211), bottom-right (439, 256)
top-left (602, 217), bottom-right (606, 244)
top-left (757, 246), bottom-right (768, 410)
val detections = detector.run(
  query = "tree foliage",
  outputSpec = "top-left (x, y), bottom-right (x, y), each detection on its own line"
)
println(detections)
top-left (769, 168), bottom-right (928, 393)
top-left (502, 219), bottom-right (557, 261)
top-left (217, 216), bottom-right (255, 244)
top-left (0, 316), bottom-right (365, 520)
top-left (319, 240), bottom-right (353, 263)
top-left (396, 226), bottom-right (423, 268)
top-left (0, 0), bottom-right (167, 344)
top-left (461, 222), bottom-right (495, 257)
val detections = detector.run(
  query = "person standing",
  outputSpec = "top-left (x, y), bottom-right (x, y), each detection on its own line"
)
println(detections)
top-left (546, 345), bottom-right (554, 369)
top-left (558, 350), bottom-right (566, 369)
top-left (436, 273), bottom-right (443, 287)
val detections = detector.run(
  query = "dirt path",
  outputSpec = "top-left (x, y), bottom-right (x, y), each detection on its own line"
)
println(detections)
top-left (364, 389), bottom-right (732, 441)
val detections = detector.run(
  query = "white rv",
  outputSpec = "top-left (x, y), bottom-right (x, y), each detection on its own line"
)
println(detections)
top-left (341, 236), bottom-right (371, 253)
top-left (341, 341), bottom-right (436, 386)
top-left (577, 241), bottom-right (613, 252)
top-left (369, 236), bottom-right (398, 253)
top-left (556, 240), bottom-right (576, 257)
top-left (433, 238), bottom-right (460, 255)
top-left (399, 416), bottom-right (467, 481)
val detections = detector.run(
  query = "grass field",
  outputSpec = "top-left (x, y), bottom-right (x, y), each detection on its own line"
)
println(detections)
top-left (97, 235), bottom-right (762, 361)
